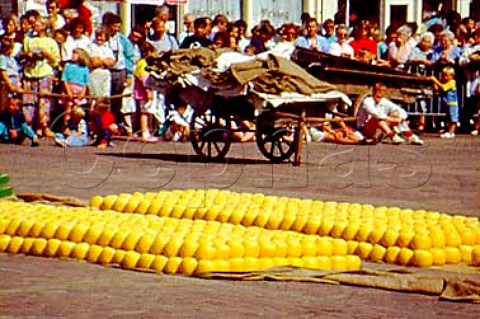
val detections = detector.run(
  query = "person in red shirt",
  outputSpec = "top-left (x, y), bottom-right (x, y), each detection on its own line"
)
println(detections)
top-left (76, 1), bottom-right (92, 36)
top-left (57, 0), bottom-right (69, 7)
top-left (349, 20), bottom-right (378, 62)
top-left (90, 98), bottom-right (118, 148)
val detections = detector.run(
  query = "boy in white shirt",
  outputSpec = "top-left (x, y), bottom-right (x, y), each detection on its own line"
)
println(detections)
top-left (356, 83), bottom-right (424, 145)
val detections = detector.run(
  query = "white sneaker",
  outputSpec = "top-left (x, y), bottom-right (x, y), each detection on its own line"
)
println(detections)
top-left (309, 127), bottom-right (326, 142)
top-left (408, 134), bottom-right (424, 145)
top-left (142, 136), bottom-right (159, 143)
top-left (471, 130), bottom-right (479, 136)
top-left (440, 132), bottom-right (455, 139)
top-left (391, 134), bottom-right (405, 145)
top-left (172, 132), bottom-right (182, 142)
top-left (54, 137), bottom-right (66, 147)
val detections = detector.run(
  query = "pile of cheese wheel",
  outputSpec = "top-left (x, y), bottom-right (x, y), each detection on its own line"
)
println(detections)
top-left (90, 189), bottom-right (480, 268)
top-left (0, 199), bottom-right (360, 276)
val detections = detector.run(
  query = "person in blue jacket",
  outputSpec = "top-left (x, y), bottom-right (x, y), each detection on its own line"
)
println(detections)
top-left (0, 95), bottom-right (40, 147)
top-left (295, 17), bottom-right (329, 53)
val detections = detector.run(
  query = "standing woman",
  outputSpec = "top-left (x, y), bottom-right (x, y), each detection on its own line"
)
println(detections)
top-left (226, 23), bottom-right (241, 51)
top-left (268, 23), bottom-right (298, 58)
top-left (0, 17), bottom-right (22, 57)
top-left (328, 24), bottom-right (354, 58)
top-left (349, 20), bottom-right (378, 62)
top-left (387, 25), bottom-right (415, 69)
top-left (128, 25), bottom-right (146, 63)
top-left (61, 18), bottom-right (91, 63)
top-left (16, 15), bottom-right (32, 45)
top-left (431, 30), bottom-right (461, 73)
top-left (21, 18), bottom-right (60, 137)
top-left (89, 28), bottom-right (116, 98)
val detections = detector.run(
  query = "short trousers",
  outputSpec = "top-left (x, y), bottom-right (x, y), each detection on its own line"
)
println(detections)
top-left (442, 103), bottom-right (459, 123)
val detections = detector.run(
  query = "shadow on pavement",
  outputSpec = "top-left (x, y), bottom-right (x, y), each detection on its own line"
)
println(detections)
top-left (97, 152), bottom-right (276, 165)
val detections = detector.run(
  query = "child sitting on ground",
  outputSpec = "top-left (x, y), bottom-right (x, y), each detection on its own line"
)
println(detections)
top-left (309, 121), bottom-right (364, 145)
top-left (430, 66), bottom-right (459, 139)
top-left (89, 98), bottom-right (118, 149)
top-left (54, 106), bottom-right (89, 147)
top-left (0, 95), bottom-right (39, 147)
top-left (162, 102), bottom-right (193, 142)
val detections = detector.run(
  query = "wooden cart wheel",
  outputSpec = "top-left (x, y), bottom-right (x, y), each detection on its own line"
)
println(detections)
top-left (190, 110), bottom-right (232, 160)
top-left (255, 113), bottom-right (295, 163)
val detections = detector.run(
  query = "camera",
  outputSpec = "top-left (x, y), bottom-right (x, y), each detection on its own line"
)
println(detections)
top-left (18, 51), bottom-right (44, 68)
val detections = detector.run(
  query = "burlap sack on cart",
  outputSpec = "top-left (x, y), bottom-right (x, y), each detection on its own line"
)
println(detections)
top-left (147, 48), bottom-right (338, 96)
top-left (230, 54), bottom-right (336, 95)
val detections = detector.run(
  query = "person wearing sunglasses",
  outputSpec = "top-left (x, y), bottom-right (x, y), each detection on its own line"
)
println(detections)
top-left (328, 24), bottom-right (354, 59)
top-left (46, 0), bottom-right (66, 32)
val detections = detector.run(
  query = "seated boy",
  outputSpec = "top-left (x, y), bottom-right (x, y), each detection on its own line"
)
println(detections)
top-left (54, 106), bottom-right (89, 147)
top-left (162, 103), bottom-right (193, 142)
top-left (356, 83), bottom-right (423, 145)
top-left (89, 98), bottom-right (118, 148)
top-left (0, 95), bottom-right (39, 147)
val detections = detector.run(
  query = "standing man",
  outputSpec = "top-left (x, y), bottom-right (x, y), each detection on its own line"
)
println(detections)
top-left (46, 0), bottom-right (66, 32)
top-left (178, 13), bottom-right (195, 45)
top-left (322, 19), bottom-right (337, 47)
top-left (103, 13), bottom-right (134, 125)
top-left (180, 17), bottom-right (213, 49)
top-left (295, 18), bottom-right (329, 52)
top-left (148, 17), bottom-right (179, 55)
top-left (155, 5), bottom-right (174, 35)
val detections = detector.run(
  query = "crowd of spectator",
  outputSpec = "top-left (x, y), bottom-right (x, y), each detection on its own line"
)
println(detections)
top-left (0, 1), bottom-right (479, 148)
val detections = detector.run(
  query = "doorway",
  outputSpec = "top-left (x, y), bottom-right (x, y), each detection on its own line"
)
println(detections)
top-left (348, 0), bottom-right (380, 26)
top-left (390, 5), bottom-right (407, 28)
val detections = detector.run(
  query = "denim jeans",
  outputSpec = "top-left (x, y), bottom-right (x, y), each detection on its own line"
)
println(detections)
top-left (54, 132), bottom-right (89, 147)
top-left (0, 122), bottom-right (36, 143)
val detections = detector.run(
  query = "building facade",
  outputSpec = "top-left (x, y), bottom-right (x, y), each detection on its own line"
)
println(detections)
top-left (180, 0), bottom-right (476, 34)
top-left (3, 0), bottom-right (477, 35)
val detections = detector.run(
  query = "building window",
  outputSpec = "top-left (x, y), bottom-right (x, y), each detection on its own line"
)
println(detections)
top-left (253, 0), bottom-right (302, 27)
top-left (0, 0), bottom-right (16, 17)
top-left (187, 0), bottom-right (240, 20)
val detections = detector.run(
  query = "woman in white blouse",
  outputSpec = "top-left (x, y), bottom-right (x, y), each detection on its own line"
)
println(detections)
top-left (62, 18), bottom-right (92, 62)
top-left (328, 24), bottom-right (354, 58)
